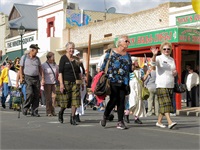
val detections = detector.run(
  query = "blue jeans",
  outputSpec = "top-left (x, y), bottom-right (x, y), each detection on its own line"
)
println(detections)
top-left (1, 83), bottom-right (11, 107)
top-left (21, 84), bottom-right (26, 101)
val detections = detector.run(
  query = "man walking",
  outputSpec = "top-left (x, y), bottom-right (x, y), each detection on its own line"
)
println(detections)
top-left (20, 44), bottom-right (44, 117)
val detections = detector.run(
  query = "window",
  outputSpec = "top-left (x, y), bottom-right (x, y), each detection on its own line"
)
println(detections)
top-left (46, 17), bottom-right (55, 37)
top-left (91, 47), bottom-right (103, 58)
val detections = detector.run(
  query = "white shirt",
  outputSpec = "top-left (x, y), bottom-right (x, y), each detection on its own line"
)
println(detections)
top-left (186, 72), bottom-right (199, 91)
top-left (155, 54), bottom-right (176, 88)
top-left (97, 53), bottom-right (106, 70)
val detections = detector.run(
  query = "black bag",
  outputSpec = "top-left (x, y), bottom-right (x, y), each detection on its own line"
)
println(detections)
top-left (174, 83), bottom-right (186, 93)
top-left (94, 73), bottom-right (111, 96)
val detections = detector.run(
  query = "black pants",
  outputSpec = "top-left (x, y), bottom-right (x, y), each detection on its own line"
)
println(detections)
top-left (23, 75), bottom-right (40, 111)
top-left (187, 86), bottom-right (198, 107)
top-left (104, 83), bottom-right (126, 122)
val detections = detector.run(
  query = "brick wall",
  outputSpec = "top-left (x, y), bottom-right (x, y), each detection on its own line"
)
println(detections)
top-left (62, 3), bottom-right (170, 48)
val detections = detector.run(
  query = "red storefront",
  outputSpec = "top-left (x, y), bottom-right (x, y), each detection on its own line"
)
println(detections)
top-left (120, 26), bottom-right (200, 110)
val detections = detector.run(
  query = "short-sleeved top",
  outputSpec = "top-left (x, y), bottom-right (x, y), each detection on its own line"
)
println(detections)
top-left (59, 55), bottom-right (81, 82)
top-left (155, 54), bottom-right (176, 88)
top-left (20, 54), bottom-right (41, 76)
top-left (42, 62), bottom-right (59, 84)
top-left (100, 49), bottom-right (132, 85)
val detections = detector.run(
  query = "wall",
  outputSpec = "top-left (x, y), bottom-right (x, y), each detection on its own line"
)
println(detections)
top-left (66, 9), bottom-right (127, 27)
top-left (0, 13), bottom-right (9, 55)
top-left (169, 5), bottom-right (198, 27)
top-left (63, 3), bottom-right (170, 49)
top-left (37, 0), bottom-right (66, 52)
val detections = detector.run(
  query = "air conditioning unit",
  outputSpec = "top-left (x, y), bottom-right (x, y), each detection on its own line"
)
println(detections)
top-left (67, 2), bottom-right (79, 10)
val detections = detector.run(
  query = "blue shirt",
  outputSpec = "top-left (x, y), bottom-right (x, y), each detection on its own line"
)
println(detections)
top-left (100, 49), bottom-right (132, 85)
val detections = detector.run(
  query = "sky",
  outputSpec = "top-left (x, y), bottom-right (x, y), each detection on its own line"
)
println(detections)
top-left (0, 0), bottom-right (191, 16)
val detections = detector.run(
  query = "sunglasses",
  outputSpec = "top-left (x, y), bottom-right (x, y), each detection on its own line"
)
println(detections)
top-left (163, 48), bottom-right (170, 51)
top-left (125, 40), bottom-right (130, 43)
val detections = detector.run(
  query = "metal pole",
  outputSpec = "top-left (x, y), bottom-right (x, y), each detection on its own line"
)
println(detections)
top-left (20, 35), bottom-right (23, 56)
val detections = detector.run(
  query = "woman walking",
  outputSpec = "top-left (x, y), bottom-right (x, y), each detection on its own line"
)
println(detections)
top-left (150, 41), bottom-right (177, 129)
top-left (99, 35), bottom-right (132, 130)
top-left (57, 42), bottom-right (83, 125)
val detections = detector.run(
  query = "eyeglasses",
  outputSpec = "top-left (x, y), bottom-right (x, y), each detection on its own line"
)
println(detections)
top-left (163, 48), bottom-right (170, 51)
top-left (125, 40), bottom-right (130, 43)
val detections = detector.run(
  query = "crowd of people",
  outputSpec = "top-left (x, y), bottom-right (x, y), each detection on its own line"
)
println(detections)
top-left (0, 38), bottom-right (199, 130)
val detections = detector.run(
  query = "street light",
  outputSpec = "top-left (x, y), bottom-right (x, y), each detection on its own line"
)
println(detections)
top-left (18, 24), bottom-right (25, 56)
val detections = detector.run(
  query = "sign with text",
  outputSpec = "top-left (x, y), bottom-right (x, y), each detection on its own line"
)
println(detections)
top-left (178, 28), bottom-right (200, 44)
top-left (115, 27), bottom-right (199, 49)
top-left (176, 13), bottom-right (200, 26)
top-left (7, 36), bottom-right (34, 48)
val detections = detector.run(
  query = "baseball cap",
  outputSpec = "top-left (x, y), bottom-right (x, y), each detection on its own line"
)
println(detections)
top-left (30, 44), bottom-right (40, 49)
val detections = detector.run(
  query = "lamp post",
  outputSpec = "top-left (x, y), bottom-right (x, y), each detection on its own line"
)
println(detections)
top-left (18, 24), bottom-right (25, 56)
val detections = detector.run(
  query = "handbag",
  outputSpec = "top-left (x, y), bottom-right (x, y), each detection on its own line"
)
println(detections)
top-left (174, 83), bottom-right (186, 93)
top-left (134, 72), bottom-right (150, 100)
top-left (93, 50), bottom-right (112, 96)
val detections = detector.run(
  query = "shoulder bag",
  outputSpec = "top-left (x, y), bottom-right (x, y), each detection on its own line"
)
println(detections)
top-left (68, 60), bottom-right (82, 85)
top-left (46, 62), bottom-right (59, 85)
top-left (93, 50), bottom-right (112, 96)
top-left (134, 72), bottom-right (150, 100)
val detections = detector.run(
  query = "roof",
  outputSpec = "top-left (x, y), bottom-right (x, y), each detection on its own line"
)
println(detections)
top-left (9, 3), bottom-right (41, 30)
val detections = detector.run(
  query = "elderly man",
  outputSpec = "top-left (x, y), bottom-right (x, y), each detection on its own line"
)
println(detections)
top-left (20, 44), bottom-right (44, 117)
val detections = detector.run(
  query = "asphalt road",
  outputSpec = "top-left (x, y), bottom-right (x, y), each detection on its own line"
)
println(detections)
top-left (1, 106), bottom-right (200, 150)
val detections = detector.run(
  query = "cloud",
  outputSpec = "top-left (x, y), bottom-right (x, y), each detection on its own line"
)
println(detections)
top-left (0, 0), bottom-right (191, 15)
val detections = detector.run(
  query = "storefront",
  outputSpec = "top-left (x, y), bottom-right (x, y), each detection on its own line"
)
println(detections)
top-left (115, 26), bottom-right (200, 110)
top-left (1, 31), bottom-right (39, 63)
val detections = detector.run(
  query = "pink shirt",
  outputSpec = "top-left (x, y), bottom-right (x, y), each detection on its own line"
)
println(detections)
top-left (42, 62), bottom-right (59, 84)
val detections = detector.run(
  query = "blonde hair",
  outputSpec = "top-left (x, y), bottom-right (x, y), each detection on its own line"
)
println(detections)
top-left (160, 41), bottom-right (172, 53)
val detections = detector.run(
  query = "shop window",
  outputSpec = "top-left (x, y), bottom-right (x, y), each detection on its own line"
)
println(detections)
top-left (91, 47), bottom-right (103, 58)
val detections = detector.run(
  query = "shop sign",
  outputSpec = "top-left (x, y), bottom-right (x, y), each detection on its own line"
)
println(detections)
top-left (115, 27), bottom-right (199, 49)
top-left (7, 36), bottom-right (34, 48)
top-left (116, 28), bottom-right (178, 49)
top-left (178, 28), bottom-right (200, 43)
top-left (176, 13), bottom-right (200, 26)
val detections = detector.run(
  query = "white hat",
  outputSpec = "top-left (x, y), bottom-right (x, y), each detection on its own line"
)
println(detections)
top-left (73, 49), bottom-right (80, 56)
top-left (131, 57), bottom-right (138, 63)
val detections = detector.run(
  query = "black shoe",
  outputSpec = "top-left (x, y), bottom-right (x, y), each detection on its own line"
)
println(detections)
top-left (117, 121), bottom-right (128, 130)
top-left (70, 115), bottom-right (78, 125)
top-left (107, 114), bottom-right (114, 121)
top-left (58, 111), bottom-right (63, 123)
top-left (124, 115), bottom-right (130, 123)
top-left (31, 110), bottom-right (40, 117)
top-left (2, 104), bottom-right (6, 109)
top-left (75, 114), bottom-right (81, 122)
top-left (31, 112), bottom-right (40, 117)
top-left (135, 118), bottom-right (142, 124)
top-left (100, 116), bottom-right (107, 127)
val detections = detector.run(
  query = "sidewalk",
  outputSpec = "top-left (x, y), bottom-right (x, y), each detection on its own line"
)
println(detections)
top-left (176, 102), bottom-right (200, 117)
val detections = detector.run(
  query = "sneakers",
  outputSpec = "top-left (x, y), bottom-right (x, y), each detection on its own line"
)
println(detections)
top-left (116, 121), bottom-right (128, 130)
top-left (135, 118), bottom-right (142, 124)
top-left (168, 122), bottom-right (177, 129)
top-left (170, 113), bottom-right (176, 116)
top-left (156, 122), bottom-right (166, 128)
